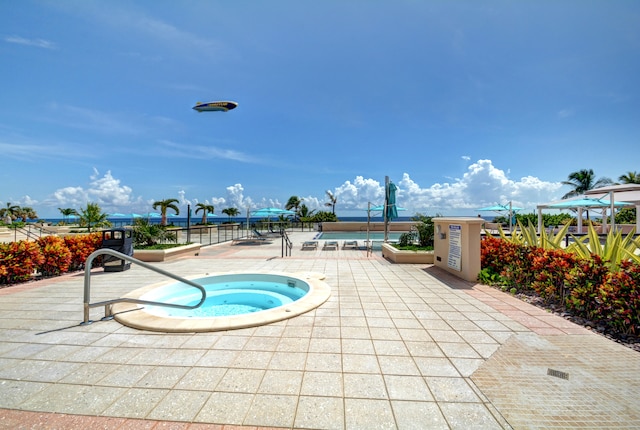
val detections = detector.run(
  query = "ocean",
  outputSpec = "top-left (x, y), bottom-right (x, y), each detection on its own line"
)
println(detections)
top-left (39, 215), bottom-right (424, 228)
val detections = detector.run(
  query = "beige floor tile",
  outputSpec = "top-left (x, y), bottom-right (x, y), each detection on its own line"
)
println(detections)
top-left (343, 373), bottom-right (387, 399)
top-left (295, 395), bottom-right (345, 430)
top-left (344, 398), bottom-right (395, 428)
top-left (391, 400), bottom-right (449, 429)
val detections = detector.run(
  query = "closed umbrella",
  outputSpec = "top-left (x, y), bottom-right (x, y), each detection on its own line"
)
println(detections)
top-left (383, 177), bottom-right (399, 242)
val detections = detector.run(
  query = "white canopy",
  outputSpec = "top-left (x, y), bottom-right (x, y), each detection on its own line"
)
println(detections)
top-left (536, 184), bottom-right (640, 234)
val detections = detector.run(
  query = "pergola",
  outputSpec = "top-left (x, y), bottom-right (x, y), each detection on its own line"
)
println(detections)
top-left (584, 184), bottom-right (640, 233)
top-left (535, 184), bottom-right (640, 234)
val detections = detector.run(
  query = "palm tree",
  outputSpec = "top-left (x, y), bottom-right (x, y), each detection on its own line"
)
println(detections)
top-left (619, 171), bottom-right (640, 184)
top-left (0, 202), bottom-right (19, 222)
top-left (78, 202), bottom-right (111, 232)
top-left (152, 198), bottom-right (180, 226)
top-left (221, 207), bottom-right (240, 222)
top-left (195, 203), bottom-right (215, 224)
top-left (286, 196), bottom-right (303, 221)
top-left (561, 169), bottom-right (612, 199)
top-left (58, 207), bottom-right (79, 224)
top-left (324, 190), bottom-right (337, 215)
top-left (298, 203), bottom-right (316, 218)
top-left (15, 206), bottom-right (37, 222)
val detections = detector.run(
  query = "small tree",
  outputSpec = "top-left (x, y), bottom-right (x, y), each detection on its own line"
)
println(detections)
top-left (222, 207), bottom-right (240, 223)
top-left (78, 203), bottom-right (111, 232)
top-left (195, 203), bottom-right (215, 224)
top-left (412, 213), bottom-right (436, 247)
top-left (152, 198), bottom-right (180, 226)
top-left (324, 190), bottom-right (337, 214)
top-left (132, 218), bottom-right (176, 247)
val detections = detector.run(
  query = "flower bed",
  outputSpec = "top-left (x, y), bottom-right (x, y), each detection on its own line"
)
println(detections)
top-left (381, 243), bottom-right (434, 264)
top-left (480, 235), bottom-right (640, 341)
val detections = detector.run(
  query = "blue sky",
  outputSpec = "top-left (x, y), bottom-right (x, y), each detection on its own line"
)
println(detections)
top-left (1, 1), bottom-right (639, 218)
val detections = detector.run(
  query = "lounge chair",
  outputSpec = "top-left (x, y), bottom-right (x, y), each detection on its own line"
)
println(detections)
top-left (253, 229), bottom-right (280, 238)
top-left (322, 241), bottom-right (339, 250)
top-left (301, 241), bottom-right (318, 250)
top-left (343, 240), bottom-right (358, 250)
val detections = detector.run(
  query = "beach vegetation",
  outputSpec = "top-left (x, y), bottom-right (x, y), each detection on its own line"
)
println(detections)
top-left (131, 218), bottom-right (177, 248)
top-left (324, 190), bottom-right (337, 214)
top-left (285, 196), bottom-right (302, 213)
top-left (0, 202), bottom-right (20, 223)
top-left (58, 207), bottom-right (79, 225)
top-left (78, 202), bottom-right (111, 232)
top-left (195, 203), bottom-right (215, 224)
top-left (310, 211), bottom-right (338, 222)
top-left (480, 234), bottom-right (640, 337)
top-left (221, 207), bottom-right (240, 223)
top-left (561, 168), bottom-right (613, 199)
top-left (152, 198), bottom-right (180, 226)
top-left (0, 232), bottom-right (103, 285)
top-left (36, 236), bottom-right (72, 276)
top-left (619, 170), bottom-right (640, 184)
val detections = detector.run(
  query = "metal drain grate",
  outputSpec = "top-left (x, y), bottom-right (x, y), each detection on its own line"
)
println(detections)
top-left (547, 368), bottom-right (569, 380)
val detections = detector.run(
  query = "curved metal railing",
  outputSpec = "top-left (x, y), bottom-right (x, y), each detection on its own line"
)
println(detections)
top-left (82, 248), bottom-right (206, 325)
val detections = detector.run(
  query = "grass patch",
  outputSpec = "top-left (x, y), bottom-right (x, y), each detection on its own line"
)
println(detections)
top-left (391, 244), bottom-right (433, 251)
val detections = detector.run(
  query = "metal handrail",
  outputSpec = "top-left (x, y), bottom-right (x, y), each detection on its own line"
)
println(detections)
top-left (81, 248), bottom-right (206, 324)
top-left (281, 230), bottom-right (293, 257)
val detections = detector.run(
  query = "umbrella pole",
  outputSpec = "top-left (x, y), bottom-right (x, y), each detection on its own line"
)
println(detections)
top-left (384, 176), bottom-right (389, 243)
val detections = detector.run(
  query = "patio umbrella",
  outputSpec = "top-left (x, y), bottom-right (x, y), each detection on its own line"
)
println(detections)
top-left (548, 197), bottom-right (631, 233)
top-left (251, 207), bottom-right (295, 217)
top-left (547, 198), bottom-right (630, 209)
top-left (478, 202), bottom-right (523, 231)
top-left (383, 177), bottom-right (399, 242)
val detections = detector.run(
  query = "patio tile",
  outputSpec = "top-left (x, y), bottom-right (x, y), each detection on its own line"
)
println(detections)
top-left (102, 387), bottom-right (169, 419)
top-left (425, 377), bottom-right (480, 403)
top-left (305, 352), bottom-right (342, 372)
top-left (216, 368), bottom-right (265, 393)
top-left (174, 366), bottom-right (227, 391)
top-left (295, 395), bottom-right (345, 430)
top-left (243, 394), bottom-right (297, 428)
top-left (343, 373), bottom-right (387, 399)
top-left (300, 371), bottom-right (343, 397)
top-left (391, 400), bottom-right (448, 429)
top-left (257, 370), bottom-right (303, 395)
top-left (414, 357), bottom-right (460, 377)
top-left (439, 402), bottom-right (502, 429)
top-left (344, 398), bottom-right (395, 428)
top-left (384, 375), bottom-right (433, 401)
top-left (342, 348), bottom-right (383, 374)
top-left (147, 389), bottom-right (211, 421)
top-left (195, 392), bottom-right (253, 425)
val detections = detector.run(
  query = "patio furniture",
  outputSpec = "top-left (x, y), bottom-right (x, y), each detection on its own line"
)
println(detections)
top-left (301, 241), bottom-right (318, 250)
top-left (322, 241), bottom-right (339, 250)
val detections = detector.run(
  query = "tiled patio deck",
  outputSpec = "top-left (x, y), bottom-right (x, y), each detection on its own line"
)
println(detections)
top-left (0, 232), bottom-right (638, 429)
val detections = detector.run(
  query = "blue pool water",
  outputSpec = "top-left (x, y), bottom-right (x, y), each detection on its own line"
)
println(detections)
top-left (317, 232), bottom-right (403, 241)
top-left (141, 274), bottom-right (309, 318)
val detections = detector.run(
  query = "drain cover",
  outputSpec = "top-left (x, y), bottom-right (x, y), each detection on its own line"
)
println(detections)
top-left (547, 368), bottom-right (569, 380)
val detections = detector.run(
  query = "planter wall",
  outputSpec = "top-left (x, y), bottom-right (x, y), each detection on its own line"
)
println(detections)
top-left (133, 243), bottom-right (201, 262)
top-left (381, 243), bottom-right (434, 264)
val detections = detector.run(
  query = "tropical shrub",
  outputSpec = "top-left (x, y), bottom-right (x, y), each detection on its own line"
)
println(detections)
top-left (132, 218), bottom-right (176, 247)
top-left (311, 211), bottom-right (338, 222)
top-left (480, 235), bottom-right (640, 337)
top-left (64, 233), bottom-right (103, 270)
top-left (412, 213), bottom-right (435, 247)
top-left (36, 236), bottom-right (72, 276)
top-left (0, 240), bottom-right (44, 284)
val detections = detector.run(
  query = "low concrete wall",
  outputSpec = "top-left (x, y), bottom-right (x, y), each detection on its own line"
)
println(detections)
top-left (321, 222), bottom-right (415, 232)
top-left (381, 243), bottom-right (434, 264)
top-left (133, 243), bottom-right (201, 262)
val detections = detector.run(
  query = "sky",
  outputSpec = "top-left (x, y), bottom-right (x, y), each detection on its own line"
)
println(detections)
top-left (1, 1), bottom-right (639, 218)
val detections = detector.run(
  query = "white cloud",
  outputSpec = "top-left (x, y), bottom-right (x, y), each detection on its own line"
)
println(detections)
top-left (461, 155), bottom-right (471, 161)
top-left (4, 36), bottom-right (57, 49)
top-left (48, 169), bottom-right (143, 213)
top-left (32, 159), bottom-right (564, 218)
